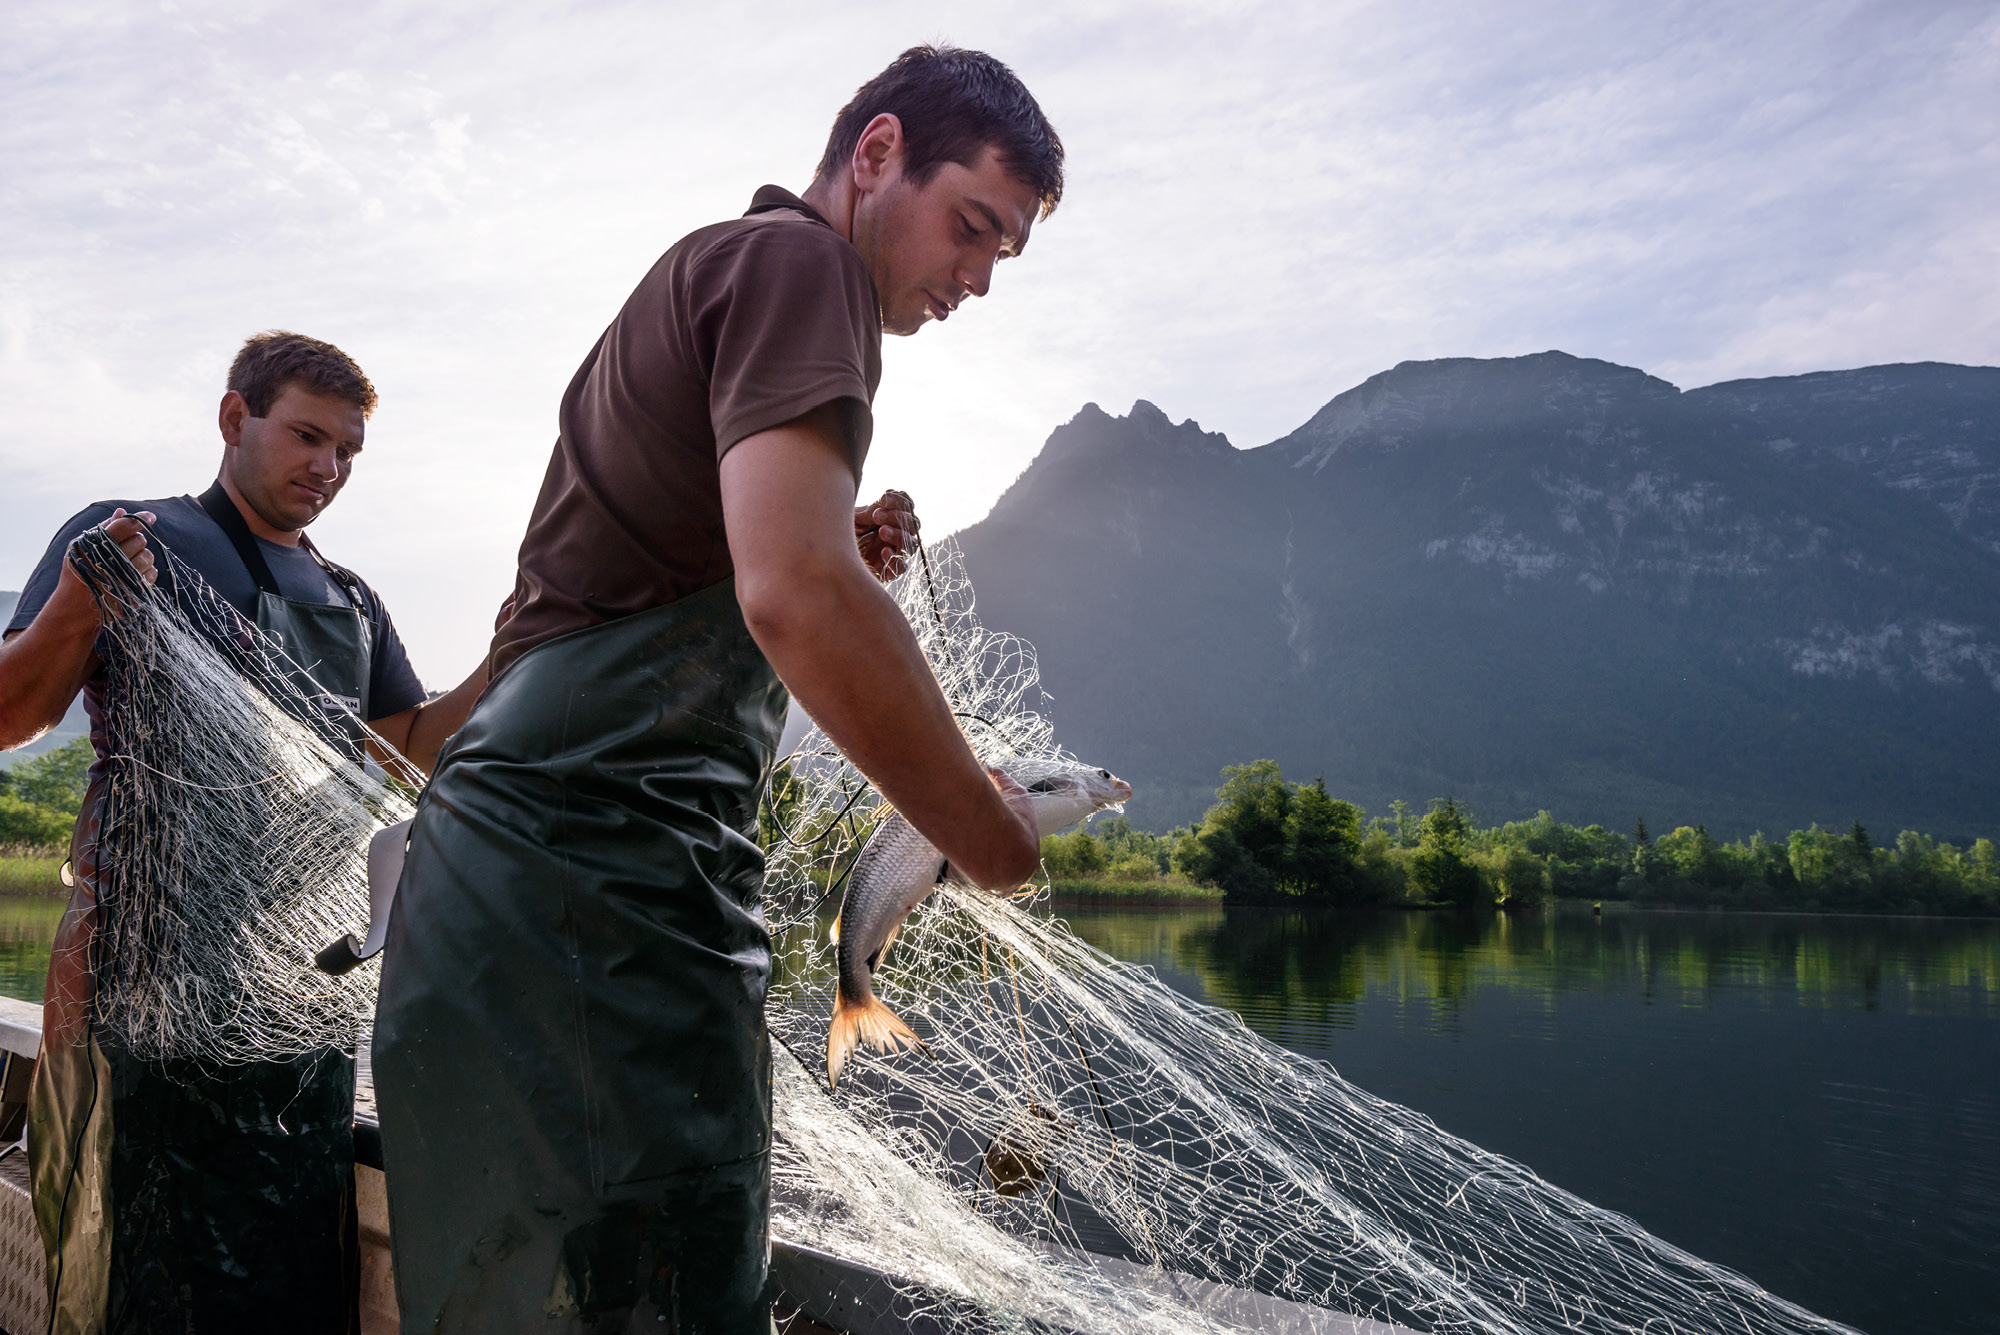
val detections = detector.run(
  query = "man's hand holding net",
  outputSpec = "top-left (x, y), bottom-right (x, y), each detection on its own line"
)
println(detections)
top-left (856, 488), bottom-right (920, 582)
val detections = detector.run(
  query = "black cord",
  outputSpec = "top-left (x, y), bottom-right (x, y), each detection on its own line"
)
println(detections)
top-left (763, 770), bottom-right (871, 850)
top-left (799, 840), bottom-right (870, 924)
top-left (47, 1003), bottom-right (103, 1335)
top-left (955, 712), bottom-right (1021, 755)
top-left (916, 541), bottom-right (954, 668)
top-left (42, 554), bottom-right (128, 1334)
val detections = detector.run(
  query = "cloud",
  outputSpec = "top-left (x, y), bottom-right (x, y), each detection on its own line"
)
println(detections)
top-left (3, 0), bottom-right (1996, 678)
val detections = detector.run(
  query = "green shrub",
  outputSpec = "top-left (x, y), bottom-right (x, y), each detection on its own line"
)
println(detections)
top-left (0, 737), bottom-right (91, 853)
top-left (1040, 829), bottom-right (1106, 878)
top-left (10, 739), bottom-right (91, 814)
top-left (0, 794), bottom-right (73, 850)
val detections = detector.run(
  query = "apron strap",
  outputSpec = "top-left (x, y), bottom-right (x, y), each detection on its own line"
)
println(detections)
top-left (197, 481), bottom-right (282, 597)
top-left (197, 482), bottom-right (368, 615)
top-left (299, 534), bottom-right (369, 615)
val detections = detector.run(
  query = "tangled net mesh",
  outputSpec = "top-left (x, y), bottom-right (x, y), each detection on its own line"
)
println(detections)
top-left (66, 525), bottom-right (418, 1065)
top-left (67, 527), bottom-right (1856, 1333)
top-left (763, 542), bottom-right (1854, 1335)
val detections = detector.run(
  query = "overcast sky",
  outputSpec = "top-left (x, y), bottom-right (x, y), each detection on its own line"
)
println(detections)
top-left (4, 0), bottom-right (1996, 680)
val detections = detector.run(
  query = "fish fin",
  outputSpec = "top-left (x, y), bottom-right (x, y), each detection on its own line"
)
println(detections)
top-left (828, 914), bottom-right (841, 947)
top-left (876, 919), bottom-right (903, 966)
top-left (825, 991), bottom-right (926, 1091)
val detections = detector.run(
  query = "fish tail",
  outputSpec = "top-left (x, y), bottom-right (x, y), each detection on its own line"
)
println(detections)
top-left (826, 989), bottom-right (925, 1090)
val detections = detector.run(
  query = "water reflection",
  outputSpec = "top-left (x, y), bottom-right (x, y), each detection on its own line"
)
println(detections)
top-left (1060, 903), bottom-right (2000, 1335)
top-left (3, 882), bottom-right (1991, 1332)
top-left (1063, 904), bottom-right (2000, 1030)
top-left (0, 892), bottom-right (64, 1005)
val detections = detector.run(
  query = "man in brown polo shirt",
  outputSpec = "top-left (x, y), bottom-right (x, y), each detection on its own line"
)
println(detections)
top-left (374, 45), bottom-right (1065, 1332)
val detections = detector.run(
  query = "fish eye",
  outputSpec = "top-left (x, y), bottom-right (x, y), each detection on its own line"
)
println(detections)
top-left (1098, 769), bottom-right (1110, 779)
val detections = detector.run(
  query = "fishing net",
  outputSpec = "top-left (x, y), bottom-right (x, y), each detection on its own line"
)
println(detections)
top-left (762, 542), bottom-right (1857, 1335)
top-left (62, 524), bottom-right (1857, 1333)
top-left (64, 524), bottom-right (418, 1064)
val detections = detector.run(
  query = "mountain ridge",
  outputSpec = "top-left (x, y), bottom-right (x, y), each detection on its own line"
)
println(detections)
top-left (956, 353), bottom-right (2000, 838)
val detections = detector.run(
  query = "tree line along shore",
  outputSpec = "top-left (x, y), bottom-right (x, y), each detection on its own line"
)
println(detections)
top-left (0, 737), bottom-right (88, 892)
top-left (9, 741), bottom-right (1998, 915)
top-left (1040, 760), bottom-right (2000, 917)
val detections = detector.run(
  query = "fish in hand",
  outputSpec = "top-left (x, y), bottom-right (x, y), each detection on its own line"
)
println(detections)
top-left (826, 758), bottom-right (1132, 1089)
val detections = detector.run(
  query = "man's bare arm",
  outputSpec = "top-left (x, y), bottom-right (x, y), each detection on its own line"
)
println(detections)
top-left (720, 408), bottom-right (1039, 892)
top-left (0, 510), bottom-right (156, 750)
top-left (365, 662), bottom-right (490, 777)
top-left (367, 593), bottom-right (514, 776)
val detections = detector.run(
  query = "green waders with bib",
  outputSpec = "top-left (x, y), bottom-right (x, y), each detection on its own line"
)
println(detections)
top-left (373, 578), bottom-right (787, 1334)
top-left (30, 484), bottom-right (373, 1333)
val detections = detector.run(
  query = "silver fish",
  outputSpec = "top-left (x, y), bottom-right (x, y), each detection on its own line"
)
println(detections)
top-left (826, 758), bottom-right (1132, 1088)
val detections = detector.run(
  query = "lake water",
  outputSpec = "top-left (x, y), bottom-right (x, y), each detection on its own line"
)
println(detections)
top-left (1, 886), bottom-right (1990, 1333)
top-left (0, 892), bottom-right (62, 1005)
top-left (1060, 902), bottom-right (1999, 1335)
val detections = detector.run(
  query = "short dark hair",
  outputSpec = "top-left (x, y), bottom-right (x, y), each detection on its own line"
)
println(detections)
top-left (816, 45), bottom-right (1064, 220)
top-left (227, 331), bottom-right (378, 420)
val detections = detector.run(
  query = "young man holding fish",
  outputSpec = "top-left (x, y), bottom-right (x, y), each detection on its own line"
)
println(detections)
top-left (373, 44), bottom-right (1069, 1332)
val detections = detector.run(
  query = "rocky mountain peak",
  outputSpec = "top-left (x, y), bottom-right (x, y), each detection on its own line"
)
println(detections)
top-left (1045, 401), bottom-right (1235, 457)
top-left (1129, 400), bottom-right (1234, 456)
top-left (982, 399), bottom-right (1239, 529)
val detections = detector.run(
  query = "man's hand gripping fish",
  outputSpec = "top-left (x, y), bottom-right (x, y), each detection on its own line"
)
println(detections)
top-left (827, 758), bottom-right (1132, 1089)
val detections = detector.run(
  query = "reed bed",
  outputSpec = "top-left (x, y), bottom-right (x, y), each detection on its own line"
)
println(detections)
top-left (0, 846), bottom-right (65, 897)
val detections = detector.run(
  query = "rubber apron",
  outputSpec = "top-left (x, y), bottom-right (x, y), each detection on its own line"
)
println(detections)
top-left (29, 488), bottom-right (373, 1334)
top-left (373, 577), bottom-right (788, 1334)
top-left (194, 481), bottom-right (376, 761)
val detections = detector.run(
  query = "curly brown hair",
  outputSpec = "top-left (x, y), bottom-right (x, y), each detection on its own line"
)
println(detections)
top-left (227, 331), bottom-right (378, 420)
top-left (816, 45), bottom-right (1064, 221)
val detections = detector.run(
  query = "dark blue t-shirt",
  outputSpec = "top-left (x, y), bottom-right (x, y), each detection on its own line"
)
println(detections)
top-left (7, 496), bottom-right (427, 745)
